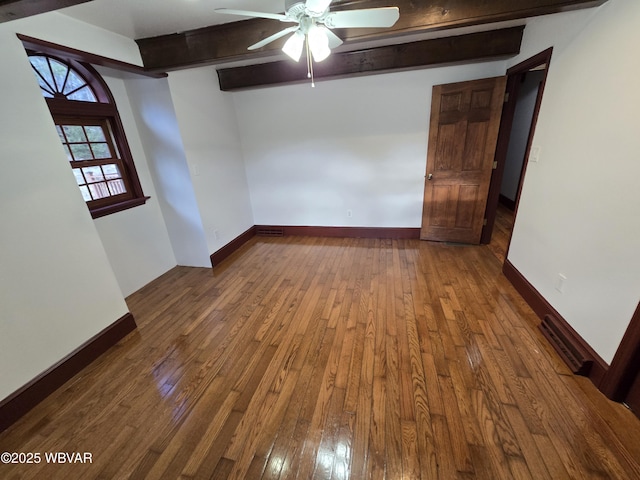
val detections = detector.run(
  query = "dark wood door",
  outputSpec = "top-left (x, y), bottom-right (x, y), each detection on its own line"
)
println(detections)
top-left (624, 372), bottom-right (640, 415)
top-left (421, 76), bottom-right (507, 244)
top-left (601, 301), bottom-right (640, 419)
top-left (621, 302), bottom-right (640, 417)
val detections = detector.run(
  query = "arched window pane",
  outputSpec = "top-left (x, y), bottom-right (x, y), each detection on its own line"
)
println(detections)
top-left (48, 58), bottom-right (69, 92)
top-left (29, 55), bottom-right (97, 102)
top-left (67, 86), bottom-right (97, 102)
top-left (35, 75), bottom-right (55, 96)
top-left (63, 70), bottom-right (87, 96)
top-left (29, 56), bottom-right (56, 94)
top-left (29, 55), bottom-right (48, 73)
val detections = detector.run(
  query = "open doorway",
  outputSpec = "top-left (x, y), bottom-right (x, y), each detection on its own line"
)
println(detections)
top-left (499, 67), bottom-right (547, 212)
top-left (483, 48), bottom-right (554, 263)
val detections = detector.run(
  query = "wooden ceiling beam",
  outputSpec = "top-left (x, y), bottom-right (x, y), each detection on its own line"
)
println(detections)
top-left (136, 0), bottom-right (607, 71)
top-left (217, 26), bottom-right (524, 91)
top-left (0, 0), bottom-right (93, 23)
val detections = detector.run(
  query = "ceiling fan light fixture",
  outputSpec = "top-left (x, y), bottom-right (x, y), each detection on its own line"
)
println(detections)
top-left (217, 1), bottom-right (401, 86)
top-left (282, 30), bottom-right (305, 61)
top-left (308, 24), bottom-right (331, 62)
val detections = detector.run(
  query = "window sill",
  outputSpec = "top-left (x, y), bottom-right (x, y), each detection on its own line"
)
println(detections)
top-left (90, 196), bottom-right (150, 219)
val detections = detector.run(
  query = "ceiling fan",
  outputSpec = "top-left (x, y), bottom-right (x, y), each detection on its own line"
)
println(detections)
top-left (216, 0), bottom-right (400, 85)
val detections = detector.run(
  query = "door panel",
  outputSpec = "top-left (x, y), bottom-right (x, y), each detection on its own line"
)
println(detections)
top-left (456, 185), bottom-right (480, 228)
top-left (430, 185), bottom-right (452, 227)
top-left (462, 123), bottom-right (488, 171)
top-left (421, 76), bottom-right (507, 244)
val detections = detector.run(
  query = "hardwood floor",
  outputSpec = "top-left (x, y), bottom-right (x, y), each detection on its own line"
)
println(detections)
top-left (487, 202), bottom-right (515, 264)
top-left (1, 235), bottom-right (639, 479)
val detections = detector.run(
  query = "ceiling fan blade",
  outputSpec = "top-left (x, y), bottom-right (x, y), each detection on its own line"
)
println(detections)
top-left (324, 7), bottom-right (400, 29)
top-left (305, 0), bottom-right (333, 16)
top-left (324, 28), bottom-right (343, 49)
top-left (215, 8), bottom-right (291, 22)
top-left (248, 26), bottom-right (300, 50)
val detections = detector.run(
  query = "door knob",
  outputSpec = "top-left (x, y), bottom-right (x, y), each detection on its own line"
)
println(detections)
top-left (427, 174), bottom-right (433, 181)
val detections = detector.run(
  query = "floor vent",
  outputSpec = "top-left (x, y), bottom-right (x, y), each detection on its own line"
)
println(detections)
top-left (256, 228), bottom-right (284, 237)
top-left (540, 314), bottom-right (593, 376)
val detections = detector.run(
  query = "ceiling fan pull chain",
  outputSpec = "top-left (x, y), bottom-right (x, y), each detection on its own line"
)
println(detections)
top-left (305, 38), bottom-right (316, 87)
top-left (306, 39), bottom-right (311, 78)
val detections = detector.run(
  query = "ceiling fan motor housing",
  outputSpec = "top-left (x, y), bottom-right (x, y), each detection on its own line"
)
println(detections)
top-left (285, 1), bottom-right (307, 19)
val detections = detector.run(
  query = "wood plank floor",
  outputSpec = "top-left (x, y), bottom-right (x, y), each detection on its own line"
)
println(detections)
top-left (487, 203), bottom-right (515, 264)
top-left (2, 234), bottom-right (640, 479)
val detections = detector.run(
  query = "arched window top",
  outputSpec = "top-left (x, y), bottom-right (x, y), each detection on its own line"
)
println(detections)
top-left (25, 48), bottom-right (148, 218)
top-left (29, 55), bottom-right (98, 102)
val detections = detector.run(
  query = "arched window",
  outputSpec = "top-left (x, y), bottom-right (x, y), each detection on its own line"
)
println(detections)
top-left (28, 53), bottom-right (148, 218)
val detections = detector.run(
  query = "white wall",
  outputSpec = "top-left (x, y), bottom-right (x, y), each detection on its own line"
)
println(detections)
top-left (8, 11), bottom-right (142, 65)
top-left (168, 67), bottom-right (254, 254)
top-left (125, 76), bottom-right (211, 268)
top-left (507, 0), bottom-right (640, 363)
top-left (234, 62), bottom-right (506, 228)
top-left (92, 71), bottom-right (177, 296)
top-left (0, 26), bottom-right (129, 400)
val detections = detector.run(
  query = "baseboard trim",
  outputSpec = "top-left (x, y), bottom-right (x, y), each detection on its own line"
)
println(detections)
top-left (255, 225), bottom-right (421, 239)
top-left (502, 260), bottom-right (608, 386)
top-left (210, 226), bottom-right (257, 268)
top-left (498, 194), bottom-right (516, 211)
top-left (210, 225), bottom-right (419, 269)
top-left (0, 312), bottom-right (137, 433)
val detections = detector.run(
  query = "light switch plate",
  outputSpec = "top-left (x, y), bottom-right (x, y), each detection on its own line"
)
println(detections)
top-left (530, 146), bottom-right (541, 163)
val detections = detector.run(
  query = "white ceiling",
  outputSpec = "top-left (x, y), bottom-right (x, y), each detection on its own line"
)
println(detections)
top-left (57, 0), bottom-right (530, 58)
top-left (58, 0), bottom-right (287, 39)
top-left (54, 0), bottom-right (558, 71)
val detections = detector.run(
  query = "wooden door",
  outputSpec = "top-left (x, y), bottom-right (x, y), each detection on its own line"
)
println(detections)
top-left (624, 373), bottom-right (640, 416)
top-left (421, 76), bottom-right (507, 244)
top-left (601, 301), bottom-right (640, 419)
top-left (618, 302), bottom-right (640, 418)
